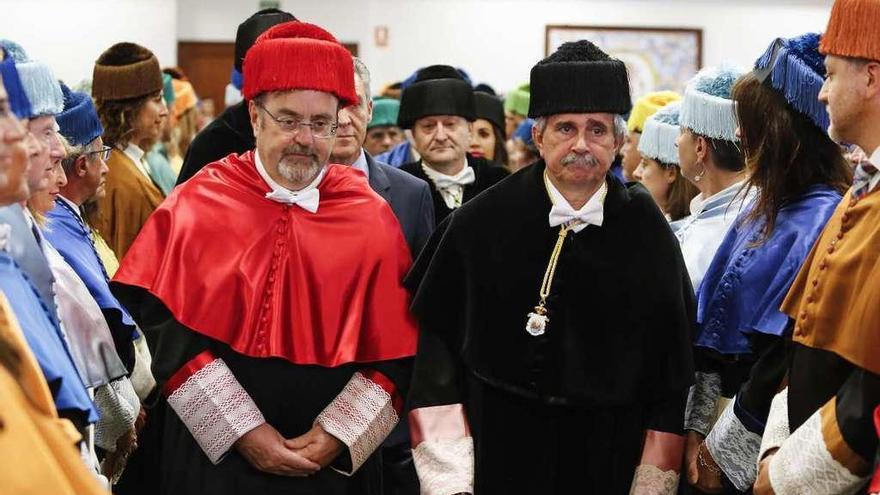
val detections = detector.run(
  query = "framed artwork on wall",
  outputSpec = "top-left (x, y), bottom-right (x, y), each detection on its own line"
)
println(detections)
top-left (545, 25), bottom-right (703, 100)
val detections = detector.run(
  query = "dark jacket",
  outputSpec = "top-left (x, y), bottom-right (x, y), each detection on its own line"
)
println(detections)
top-left (399, 154), bottom-right (509, 226)
top-left (366, 153), bottom-right (434, 258)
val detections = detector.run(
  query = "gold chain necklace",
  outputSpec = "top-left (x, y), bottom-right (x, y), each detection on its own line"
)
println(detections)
top-left (526, 173), bottom-right (606, 336)
top-left (526, 223), bottom-right (573, 336)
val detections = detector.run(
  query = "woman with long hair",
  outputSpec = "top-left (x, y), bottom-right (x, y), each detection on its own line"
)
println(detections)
top-left (684, 34), bottom-right (852, 493)
top-left (89, 42), bottom-right (168, 259)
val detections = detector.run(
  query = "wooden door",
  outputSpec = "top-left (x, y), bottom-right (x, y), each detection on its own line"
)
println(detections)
top-left (176, 41), bottom-right (358, 116)
top-left (177, 41), bottom-right (235, 114)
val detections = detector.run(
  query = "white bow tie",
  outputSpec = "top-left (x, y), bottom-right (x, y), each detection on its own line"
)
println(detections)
top-left (423, 164), bottom-right (476, 209)
top-left (430, 166), bottom-right (476, 190)
top-left (265, 187), bottom-right (320, 213)
top-left (548, 202), bottom-right (603, 232)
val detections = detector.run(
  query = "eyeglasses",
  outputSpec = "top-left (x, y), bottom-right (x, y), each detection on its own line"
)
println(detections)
top-left (84, 145), bottom-right (112, 161)
top-left (257, 104), bottom-right (338, 139)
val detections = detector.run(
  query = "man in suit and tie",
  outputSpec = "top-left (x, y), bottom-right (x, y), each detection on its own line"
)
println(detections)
top-left (330, 57), bottom-right (435, 258)
top-left (328, 57), bottom-right (434, 495)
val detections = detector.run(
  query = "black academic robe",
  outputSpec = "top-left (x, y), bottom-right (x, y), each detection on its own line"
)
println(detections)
top-left (113, 288), bottom-right (411, 495)
top-left (177, 101), bottom-right (254, 185)
top-left (113, 156), bottom-right (418, 495)
top-left (406, 161), bottom-right (695, 493)
top-left (399, 154), bottom-right (509, 226)
top-left (787, 343), bottom-right (879, 464)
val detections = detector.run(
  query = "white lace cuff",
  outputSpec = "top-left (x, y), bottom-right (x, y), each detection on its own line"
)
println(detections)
top-left (94, 377), bottom-right (140, 451)
top-left (768, 409), bottom-right (866, 495)
top-left (166, 355), bottom-right (265, 464)
top-left (758, 388), bottom-right (789, 464)
top-left (629, 464), bottom-right (679, 495)
top-left (685, 371), bottom-right (721, 436)
top-left (410, 404), bottom-right (474, 495)
top-left (705, 399), bottom-right (762, 491)
top-left (315, 371), bottom-right (399, 475)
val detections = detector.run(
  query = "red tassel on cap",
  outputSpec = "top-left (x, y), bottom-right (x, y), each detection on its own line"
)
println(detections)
top-left (242, 21), bottom-right (357, 106)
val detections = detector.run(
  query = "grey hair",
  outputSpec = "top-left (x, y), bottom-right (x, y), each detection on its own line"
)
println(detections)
top-left (534, 114), bottom-right (627, 144)
top-left (60, 137), bottom-right (91, 174)
top-left (352, 57), bottom-right (371, 104)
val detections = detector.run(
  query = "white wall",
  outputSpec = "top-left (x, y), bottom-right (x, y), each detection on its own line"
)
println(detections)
top-left (0, 0), bottom-right (833, 96)
top-left (365, 0), bottom-right (833, 94)
top-left (178, 0), bottom-right (833, 97)
top-left (0, 0), bottom-right (177, 87)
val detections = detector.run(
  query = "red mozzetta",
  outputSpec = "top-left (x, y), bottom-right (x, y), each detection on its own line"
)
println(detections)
top-left (114, 150), bottom-right (418, 367)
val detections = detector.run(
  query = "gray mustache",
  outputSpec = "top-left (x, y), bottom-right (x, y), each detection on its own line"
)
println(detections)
top-left (561, 153), bottom-right (599, 167)
top-left (281, 145), bottom-right (317, 160)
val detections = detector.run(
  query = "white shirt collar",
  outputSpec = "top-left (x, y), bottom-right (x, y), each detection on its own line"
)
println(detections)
top-left (421, 157), bottom-right (475, 209)
top-left (255, 150), bottom-right (326, 193)
top-left (351, 149), bottom-right (370, 179)
top-left (689, 180), bottom-right (745, 217)
top-left (421, 157), bottom-right (469, 182)
top-left (58, 194), bottom-right (84, 222)
top-left (121, 143), bottom-right (152, 179)
top-left (544, 173), bottom-right (607, 233)
top-left (868, 147), bottom-right (880, 193)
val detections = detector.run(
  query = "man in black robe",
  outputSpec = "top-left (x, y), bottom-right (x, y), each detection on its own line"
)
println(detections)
top-left (405, 41), bottom-right (695, 494)
top-left (397, 65), bottom-right (508, 226)
top-left (176, 8), bottom-right (295, 185)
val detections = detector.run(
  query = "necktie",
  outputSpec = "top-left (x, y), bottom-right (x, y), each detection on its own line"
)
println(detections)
top-left (265, 187), bottom-right (320, 213)
top-left (852, 160), bottom-right (879, 200)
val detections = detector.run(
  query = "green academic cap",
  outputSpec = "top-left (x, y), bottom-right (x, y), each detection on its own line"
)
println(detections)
top-left (368, 97), bottom-right (400, 129)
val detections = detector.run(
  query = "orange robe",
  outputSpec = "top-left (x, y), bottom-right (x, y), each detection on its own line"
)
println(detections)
top-left (0, 292), bottom-right (106, 495)
top-left (89, 148), bottom-right (164, 261)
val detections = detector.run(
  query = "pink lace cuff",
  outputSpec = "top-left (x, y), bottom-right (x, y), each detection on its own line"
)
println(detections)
top-left (165, 352), bottom-right (265, 464)
top-left (315, 370), bottom-right (400, 474)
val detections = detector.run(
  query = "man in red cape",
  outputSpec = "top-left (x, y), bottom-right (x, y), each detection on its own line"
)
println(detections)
top-left (111, 21), bottom-right (418, 495)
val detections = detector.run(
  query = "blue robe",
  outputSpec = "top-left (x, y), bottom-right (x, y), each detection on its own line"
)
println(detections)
top-left (0, 204), bottom-right (58, 323)
top-left (145, 143), bottom-right (179, 196)
top-left (44, 198), bottom-right (138, 368)
top-left (696, 184), bottom-right (842, 355)
top-left (375, 140), bottom-right (414, 168)
top-left (0, 251), bottom-right (98, 425)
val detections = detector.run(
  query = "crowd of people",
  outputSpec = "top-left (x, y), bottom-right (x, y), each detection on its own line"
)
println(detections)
top-left (0, 0), bottom-right (878, 493)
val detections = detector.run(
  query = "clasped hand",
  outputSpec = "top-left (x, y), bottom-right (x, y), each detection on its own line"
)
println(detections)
top-left (234, 423), bottom-right (344, 477)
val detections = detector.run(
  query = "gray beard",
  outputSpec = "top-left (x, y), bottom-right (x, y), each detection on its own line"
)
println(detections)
top-left (278, 158), bottom-right (322, 186)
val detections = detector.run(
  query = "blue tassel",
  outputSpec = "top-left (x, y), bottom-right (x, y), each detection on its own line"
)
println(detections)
top-left (0, 57), bottom-right (33, 119)
top-left (755, 33), bottom-right (829, 131)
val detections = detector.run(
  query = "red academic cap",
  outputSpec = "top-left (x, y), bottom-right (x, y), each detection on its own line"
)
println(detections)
top-left (242, 21), bottom-right (357, 107)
